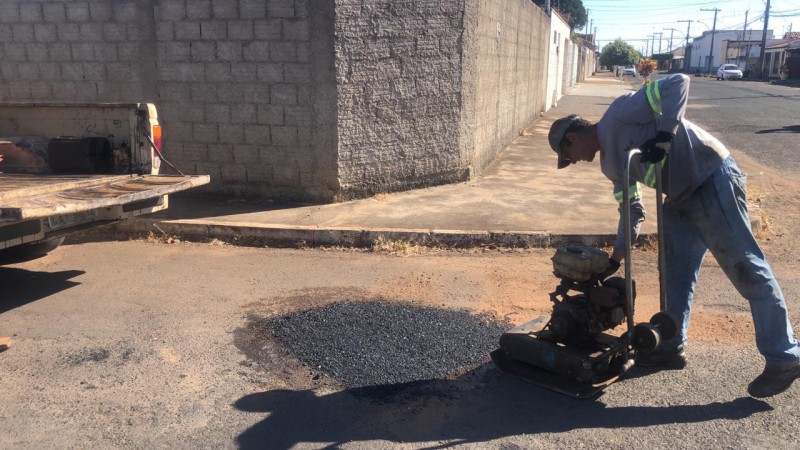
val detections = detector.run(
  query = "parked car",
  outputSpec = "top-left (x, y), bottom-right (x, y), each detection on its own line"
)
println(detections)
top-left (716, 64), bottom-right (743, 80)
top-left (622, 65), bottom-right (637, 77)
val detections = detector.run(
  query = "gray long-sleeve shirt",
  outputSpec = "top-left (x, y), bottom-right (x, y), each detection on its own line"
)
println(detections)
top-left (596, 74), bottom-right (730, 254)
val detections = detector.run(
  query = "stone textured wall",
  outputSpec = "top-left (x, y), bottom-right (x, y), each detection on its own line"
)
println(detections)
top-left (333, 0), bottom-right (468, 200)
top-left (0, 0), bottom-right (339, 201)
top-left (334, 0), bottom-right (552, 199)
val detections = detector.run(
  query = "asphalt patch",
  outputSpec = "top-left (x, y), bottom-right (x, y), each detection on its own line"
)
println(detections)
top-left (268, 302), bottom-right (510, 388)
top-left (66, 348), bottom-right (110, 365)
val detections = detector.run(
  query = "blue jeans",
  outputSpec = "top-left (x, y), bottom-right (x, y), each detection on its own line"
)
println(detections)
top-left (662, 157), bottom-right (800, 368)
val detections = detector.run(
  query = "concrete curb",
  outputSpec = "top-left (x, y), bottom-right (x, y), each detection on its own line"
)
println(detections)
top-left (113, 211), bottom-right (762, 250)
top-left (114, 218), bottom-right (622, 249)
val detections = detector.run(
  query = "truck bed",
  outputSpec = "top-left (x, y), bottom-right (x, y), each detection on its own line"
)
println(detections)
top-left (0, 173), bottom-right (209, 221)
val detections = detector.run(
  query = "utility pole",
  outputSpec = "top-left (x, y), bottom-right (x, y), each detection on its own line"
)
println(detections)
top-left (651, 34), bottom-right (656, 57)
top-left (656, 32), bottom-right (664, 54)
top-left (701, 8), bottom-right (720, 74)
top-left (742, 10), bottom-right (749, 41)
top-left (585, 9), bottom-right (590, 34)
top-left (742, 10), bottom-right (749, 65)
top-left (667, 28), bottom-right (674, 53)
top-left (759, 0), bottom-right (771, 79)
top-left (678, 19), bottom-right (693, 48)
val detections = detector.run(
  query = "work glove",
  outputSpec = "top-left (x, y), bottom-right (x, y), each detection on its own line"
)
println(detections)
top-left (639, 131), bottom-right (674, 163)
top-left (599, 258), bottom-right (621, 280)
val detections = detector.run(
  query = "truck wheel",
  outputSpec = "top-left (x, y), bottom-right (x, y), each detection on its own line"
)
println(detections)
top-left (0, 237), bottom-right (65, 265)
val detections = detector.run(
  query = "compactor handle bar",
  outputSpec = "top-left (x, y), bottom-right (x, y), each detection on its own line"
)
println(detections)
top-left (623, 150), bottom-right (667, 333)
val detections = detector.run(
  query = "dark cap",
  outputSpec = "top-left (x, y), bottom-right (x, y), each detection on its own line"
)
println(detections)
top-left (548, 114), bottom-right (581, 169)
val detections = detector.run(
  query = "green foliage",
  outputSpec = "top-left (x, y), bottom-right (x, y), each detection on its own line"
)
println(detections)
top-left (637, 58), bottom-right (658, 78)
top-left (599, 39), bottom-right (640, 68)
top-left (532, 0), bottom-right (588, 30)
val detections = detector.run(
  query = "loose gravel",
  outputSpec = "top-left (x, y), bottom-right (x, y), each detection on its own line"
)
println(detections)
top-left (269, 302), bottom-right (510, 388)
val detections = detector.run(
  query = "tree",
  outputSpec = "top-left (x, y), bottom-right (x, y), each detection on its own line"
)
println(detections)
top-left (599, 39), bottom-right (641, 68)
top-left (532, 0), bottom-right (588, 30)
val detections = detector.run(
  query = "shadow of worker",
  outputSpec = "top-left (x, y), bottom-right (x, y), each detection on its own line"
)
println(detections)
top-left (233, 366), bottom-right (772, 449)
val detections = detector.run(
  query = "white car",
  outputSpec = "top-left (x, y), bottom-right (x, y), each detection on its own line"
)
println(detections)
top-left (622, 66), bottom-right (637, 77)
top-left (716, 64), bottom-right (743, 80)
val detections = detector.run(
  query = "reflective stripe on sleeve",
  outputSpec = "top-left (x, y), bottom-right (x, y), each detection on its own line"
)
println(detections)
top-left (644, 155), bottom-right (668, 188)
top-left (645, 80), bottom-right (662, 116)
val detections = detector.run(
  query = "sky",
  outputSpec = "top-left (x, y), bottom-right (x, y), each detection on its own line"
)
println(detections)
top-left (579, 0), bottom-right (800, 54)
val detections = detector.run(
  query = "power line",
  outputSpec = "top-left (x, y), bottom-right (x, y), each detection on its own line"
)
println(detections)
top-left (583, 0), bottom-right (721, 11)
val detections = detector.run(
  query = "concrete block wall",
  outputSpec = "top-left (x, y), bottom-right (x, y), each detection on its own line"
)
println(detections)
top-left (0, 0), bottom-right (339, 202)
top-left (0, 1), bottom-right (156, 102)
top-left (152, 0), bottom-right (338, 200)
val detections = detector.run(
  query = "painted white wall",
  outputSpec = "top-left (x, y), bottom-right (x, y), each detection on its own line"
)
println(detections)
top-left (571, 42), bottom-right (579, 86)
top-left (690, 30), bottom-right (770, 71)
top-left (544, 10), bottom-right (572, 111)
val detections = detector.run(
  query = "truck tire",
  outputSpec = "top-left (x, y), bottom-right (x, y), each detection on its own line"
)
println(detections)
top-left (0, 237), bottom-right (65, 265)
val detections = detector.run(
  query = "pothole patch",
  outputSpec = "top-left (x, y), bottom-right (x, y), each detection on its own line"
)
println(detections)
top-left (260, 301), bottom-right (510, 388)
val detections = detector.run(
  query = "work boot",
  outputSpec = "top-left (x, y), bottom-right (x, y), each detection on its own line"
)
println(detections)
top-left (635, 348), bottom-right (687, 370)
top-left (747, 362), bottom-right (800, 398)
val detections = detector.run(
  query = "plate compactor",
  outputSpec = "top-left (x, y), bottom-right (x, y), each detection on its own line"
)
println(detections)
top-left (491, 149), bottom-right (678, 398)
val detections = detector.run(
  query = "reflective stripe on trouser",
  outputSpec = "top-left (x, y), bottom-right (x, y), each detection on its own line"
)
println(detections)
top-left (615, 182), bottom-right (641, 204)
top-left (662, 157), bottom-right (800, 367)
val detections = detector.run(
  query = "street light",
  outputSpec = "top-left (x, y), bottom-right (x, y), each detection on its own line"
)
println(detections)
top-left (663, 28), bottom-right (689, 53)
top-left (695, 20), bottom-right (711, 31)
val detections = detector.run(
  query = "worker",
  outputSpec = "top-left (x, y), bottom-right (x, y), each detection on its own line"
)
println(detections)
top-left (547, 73), bottom-right (800, 398)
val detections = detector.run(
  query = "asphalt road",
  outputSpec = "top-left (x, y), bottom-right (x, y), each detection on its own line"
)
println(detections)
top-left (2, 240), bottom-right (800, 449)
top-left (653, 75), bottom-right (800, 171)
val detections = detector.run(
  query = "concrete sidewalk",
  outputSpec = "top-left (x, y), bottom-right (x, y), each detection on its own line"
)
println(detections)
top-left (116, 72), bottom-right (652, 248)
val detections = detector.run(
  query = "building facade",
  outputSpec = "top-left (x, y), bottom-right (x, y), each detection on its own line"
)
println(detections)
top-left (688, 29), bottom-right (771, 72)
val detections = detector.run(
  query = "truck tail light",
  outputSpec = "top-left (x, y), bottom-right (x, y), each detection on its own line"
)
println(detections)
top-left (152, 125), bottom-right (163, 157)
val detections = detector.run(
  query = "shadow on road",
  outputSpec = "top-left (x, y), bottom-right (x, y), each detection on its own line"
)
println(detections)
top-left (755, 125), bottom-right (800, 134)
top-left (233, 365), bottom-right (772, 449)
top-left (0, 267), bottom-right (83, 313)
